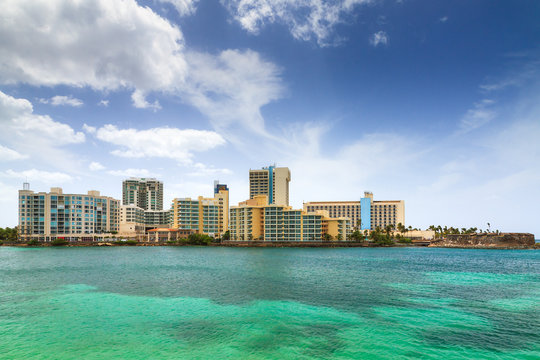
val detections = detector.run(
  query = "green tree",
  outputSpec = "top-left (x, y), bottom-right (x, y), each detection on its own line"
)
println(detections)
top-left (349, 231), bottom-right (362, 242)
top-left (222, 230), bottom-right (230, 241)
top-left (187, 233), bottom-right (213, 245)
top-left (323, 233), bottom-right (333, 242)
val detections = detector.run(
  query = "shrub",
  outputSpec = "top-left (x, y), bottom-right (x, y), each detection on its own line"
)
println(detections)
top-left (27, 239), bottom-right (40, 246)
top-left (125, 240), bottom-right (138, 246)
top-left (186, 233), bottom-right (213, 245)
top-left (51, 239), bottom-right (69, 246)
top-left (398, 237), bottom-right (412, 244)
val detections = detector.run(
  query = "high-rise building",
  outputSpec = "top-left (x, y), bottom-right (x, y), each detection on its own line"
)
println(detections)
top-left (171, 182), bottom-right (229, 237)
top-left (229, 195), bottom-right (350, 241)
top-left (18, 185), bottom-right (119, 242)
top-left (249, 165), bottom-right (290, 206)
top-left (303, 192), bottom-right (405, 231)
top-left (122, 178), bottom-right (163, 211)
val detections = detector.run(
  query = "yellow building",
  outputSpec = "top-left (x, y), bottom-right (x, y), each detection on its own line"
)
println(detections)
top-left (304, 191), bottom-right (405, 231)
top-left (229, 195), bottom-right (350, 241)
top-left (171, 182), bottom-right (229, 237)
top-left (249, 165), bottom-right (290, 206)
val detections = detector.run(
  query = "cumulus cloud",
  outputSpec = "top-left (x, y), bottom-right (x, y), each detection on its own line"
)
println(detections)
top-left (0, 0), bottom-right (188, 108)
top-left (89, 161), bottom-right (105, 171)
top-left (459, 99), bottom-right (496, 132)
top-left (221, 0), bottom-right (372, 46)
top-left (98, 100), bottom-right (109, 107)
top-left (0, 0), bottom-right (284, 134)
top-left (0, 91), bottom-right (85, 145)
top-left (39, 95), bottom-right (83, 107)
top-left (0, 144), bottom-right (28, 161)
top-left (107, 168), bottom-right (155, 178)
top-left (93, 124), bottom-right (226, 164)
top-left (370, 31), bottom-right (388, 47)
top-left (0, 169), bottom-right (74, 183)
top-left (0, 91), bottom-right (86, 172)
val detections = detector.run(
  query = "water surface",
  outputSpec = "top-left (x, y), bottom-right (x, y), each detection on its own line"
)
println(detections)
top-left (1, 247), bottom-right (538, 359)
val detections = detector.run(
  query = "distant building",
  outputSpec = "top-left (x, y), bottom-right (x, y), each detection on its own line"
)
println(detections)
top-left (144, 209), bottom-right (172, 228)
top-left (249, 165), bottom-right (290, 206)
top-left (18, 185), bottom-right (119, 242)
top-left (122, 177), bottom-right (163, 211)
top-left (304, 192), bottom-right (405, 231)
top-left (119, 204), bottom-right (145, 240)
top-left (229, 195), bottom-right (350, 241)
top-left (171, 182), bottom-right (229, 237)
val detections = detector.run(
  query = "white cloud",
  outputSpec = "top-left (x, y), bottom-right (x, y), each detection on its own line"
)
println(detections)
top-left (459, 99), bottom-right (496, 132)
top-left (221, 0), bottom-right (372, 46)
top-left (0, 0), bottom-right (188, 107)
top-left (370, 31), bottom-right (388, 47)
top-left (0, 91), bottom-right (85, 144)
top-left (107, 168), bottom-right (154, 178)
top-left (0, 144), bottom-right (28, 161)
top-left (131, 89), bottom-right (161, 110)
top-left (98, 100), bottom-right (109, 107)
top-left (184, 49), bottom-right (283, 135)
top-left (0, 0), bottom-right (284, 134)
top-left (0, 169), bottom-right (74, 183)
top-left (93, 124), bottom-right (226, 164)
top-left (187, 163), bottom-right (233, 177)
top-left (160, 0), bottom-right (199, 16)
top-left (82, 123), bottom-right (97, 134)
top-left (89, 161), bottom-right (105, 171)
top-left (39, 95), bottom-right (83, 107)
top-left (439, 16), bottom-right (448, 23)
top-left (0, 91), bottom-right (86, 173)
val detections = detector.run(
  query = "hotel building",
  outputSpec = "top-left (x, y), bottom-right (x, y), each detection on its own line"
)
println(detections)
top-left (122, 178), bottom-right (163, 211)
top-left (249, 165), bottom-right (290, 206)
top-left (304, 192), bottom-right (405, 231)
top-left (171, 182), bottom-right (229, 237)
top-left (229, 195), bottom-right (350, 241)
top-left (18, 184), bottom-right (119, 242)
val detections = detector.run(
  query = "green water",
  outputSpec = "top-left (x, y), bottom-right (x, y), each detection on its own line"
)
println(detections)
top-left (0, 247), bottom-right (539, 359)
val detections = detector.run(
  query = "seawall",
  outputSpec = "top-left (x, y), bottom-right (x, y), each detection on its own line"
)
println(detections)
top-left (429, 233), bottom-right (536, 249)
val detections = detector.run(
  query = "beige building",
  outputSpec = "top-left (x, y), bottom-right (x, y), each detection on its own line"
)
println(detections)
top-left (119, 204), bottom-right (145, 239)
top-left (229, 195), bottom-right (350, 241)
top-left (304, 192), bottom-right (405, 231)
top-left (249, 165), bottom-right (290, 206)
top-left (171, 182), bottom-right (229, 237)
top-left (18, 184), bottom-right (119, 242)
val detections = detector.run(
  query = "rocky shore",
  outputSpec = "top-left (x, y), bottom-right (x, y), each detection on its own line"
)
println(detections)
top-left (429, 233), bottom-right (536, 249)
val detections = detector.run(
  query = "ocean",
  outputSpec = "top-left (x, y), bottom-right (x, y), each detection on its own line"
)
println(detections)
top-left (0, 246), bottom-right (538, 359)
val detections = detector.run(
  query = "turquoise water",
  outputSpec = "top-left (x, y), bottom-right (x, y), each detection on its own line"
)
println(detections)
top-left (0, 247), bottom-right (539, 359)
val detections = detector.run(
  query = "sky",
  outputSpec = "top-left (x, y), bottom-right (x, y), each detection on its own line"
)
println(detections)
top-left (1, 0), bottom-right (539, 236)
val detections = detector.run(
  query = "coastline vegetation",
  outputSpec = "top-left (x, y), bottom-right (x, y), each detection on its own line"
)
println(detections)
top-left (0, 227), bottom-right (18, 242)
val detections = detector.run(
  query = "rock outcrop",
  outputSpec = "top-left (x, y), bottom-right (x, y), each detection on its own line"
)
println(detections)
top-left (429, 233), bottom-right (535, 249)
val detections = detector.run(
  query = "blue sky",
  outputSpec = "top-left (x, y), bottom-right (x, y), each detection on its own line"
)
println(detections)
top-left (1, 0), bottom-right (539, 236)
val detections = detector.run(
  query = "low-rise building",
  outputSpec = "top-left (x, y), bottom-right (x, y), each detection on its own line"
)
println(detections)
top-left (146, 228), bottom-right (193, 243)
top-left (18, 184), bottom-right (119, 242)
top-left (230, 195), bottom-right (350, 241)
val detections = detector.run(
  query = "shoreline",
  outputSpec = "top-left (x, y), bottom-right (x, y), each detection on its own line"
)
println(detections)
top-left (1, 241), bottom-right (538, 249)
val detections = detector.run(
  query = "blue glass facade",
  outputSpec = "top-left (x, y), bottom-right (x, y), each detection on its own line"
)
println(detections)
top-left (360, 196), bottom-right (371, 230)
top-left (268, 166), bottom-right (274, 204)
